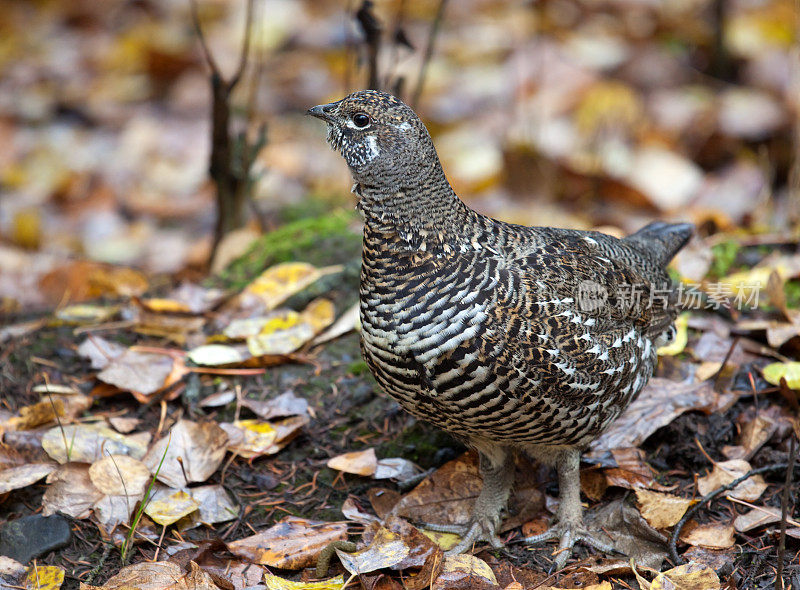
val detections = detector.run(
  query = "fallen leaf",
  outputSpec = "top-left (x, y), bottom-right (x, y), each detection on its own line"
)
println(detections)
top-left (635, 489), bottom-right (694, 529)
top-left (647, 561), bottom-right (721, 590)
top-left (240, 391), bottom-right (309, 420)
top-left (42, 464), bottom-right (104, 519)
top-left (227, 517), bottom-right (348, 569)
top-left (241, 262), bottom-right (341, 311)
top-left (81, 560), bottom-right (216, 590)
top-left (763, 361), bottom-right (800, 389)
top-left (55, 304), bottom-right (118, 324)
top-left (657, 313), bottom-right (689, 356)
top-left (25, 565), bottom-right (64, 590)
top-left (335, 527), bottom-right (410, 574)
top-left (0, 463), bottom-right (57, 494)
top-left (697, 459), bottom-right (767, 502)
top-left (143, 486), bottom-right (200, 526)
top-left (431, 554), bottom-right (497, 590)
top-left (312, 302), bottom-right (360, 345)
top-left (142, 420), bottom-right (228, 488)
top-left (184, 484), bottom-right (240, 525)
top-left (588, 379), bottom-right (734, 459)
top-left (88, 454), bottom-right (150, 496)
top-left (328, 448), bottom-right (378, 477)
top-left (733, 506), bottom-right (782, 532)
top-left (42, 423), bottom-right (151, 464)
top-left (96, 348), bottom-right (175, 397)
top-left (680, 521), bottom-right (735, 549)
top-left (263, 573), bottom-right (345, 590)
top-left (187, 344), bottom-right (246, 366)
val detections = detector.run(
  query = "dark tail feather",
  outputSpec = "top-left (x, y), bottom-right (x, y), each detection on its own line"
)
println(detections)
top-left (624, 222), bottom-right (694, 267)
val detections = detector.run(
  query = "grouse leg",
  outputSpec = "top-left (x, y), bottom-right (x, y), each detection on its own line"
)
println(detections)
top-left (424, 446), bottom-right (514, 555)
top-left (522, 447), bottom-right (614, 569)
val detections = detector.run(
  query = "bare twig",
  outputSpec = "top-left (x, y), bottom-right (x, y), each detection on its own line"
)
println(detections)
top-left (410, 0), bottom-right (448, 108)
top-left (668, 460), bottom-right (799, 565)
top-left (355, 0), bottom-right (382, 90)
top-left (776, 436), bottom-right (797, 590)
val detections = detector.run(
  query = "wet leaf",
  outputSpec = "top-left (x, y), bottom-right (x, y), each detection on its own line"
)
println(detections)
top-left (227, 517), bottom-right (348, 569)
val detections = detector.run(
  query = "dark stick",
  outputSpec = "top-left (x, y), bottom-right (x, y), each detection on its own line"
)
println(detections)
top-left (668, 461), bottom-right (798, 565)
top-left (355, 0), bottom-right (382, 90)
top-left (776, 436), bottom-right (797, 590)
top-left (410, 0), bottom-right (448, 108)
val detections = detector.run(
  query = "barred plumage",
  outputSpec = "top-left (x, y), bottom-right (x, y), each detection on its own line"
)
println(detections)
top-left (309, 90), bottom-right (692, 569)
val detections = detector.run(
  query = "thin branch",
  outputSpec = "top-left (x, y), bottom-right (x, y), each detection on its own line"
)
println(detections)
top-left (230, 0), bottom-right (256, 89)
top-left (668, 460), bottom-right (799, 565)
top-left (189, 0), bottom-right (222, 78)
top-left (410, 0), bottom-right (448, 108)
top-left (776, 435), bottom-right (797, 590)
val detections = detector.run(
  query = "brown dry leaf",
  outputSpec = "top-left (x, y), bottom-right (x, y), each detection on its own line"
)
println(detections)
top-left (335, 527), bottom-right (410, 575)
top-left (6, 399), bottom-right (65, 431)
top-left (88, 454), bottom-right (150, 496)
top-left (680, 521), bottom-right (735, 549)
top-left (733, 505), bottom-right (786, 532)
top-left (81, 560), bottom-right (217, 590)
top-left (142, 420), bottom-right (228, 488)
top-left (697, 459), bottom-right (767, 502)
top-left (133, 312), bottom-right (206, 346)
top-left (0, 463), bottom-right (57, 494)
top-left (327, 448), bottom-right (378, 477)
top-left (77, 337), bottom-right (126, 369)
top-left (585, 499), bottom-right (668, 570)
top-left (431, 554), bottom-right (497, 590)
top-left (41, 423), bottom-right (151, 464)
top-left (93, 491), bottom-right (145, 535)
top-left (96, 348), bottom-right (175, 397)
top-left (227, 517), bottom-right (348, 569)
top-left (588, 379), bottom-right (733, 458)
top-left (635, 489), bottom-right (694, 529)
top-left (108, 417), bottom-right (140, 433)
top-left (39, 261), bottom-right (148, 305)
top-left (392, 452), bottom-right (482, 528)
top-left (368, 488), bottom-right (401, 520)
top-left (25, 565), bottom-right (65, 590)
top-left (221, 415), bottom-right (307, 458)
top-left (42, 464), bottom-right (104, 519)
top-left (381, 516), bottom-right (441, 570)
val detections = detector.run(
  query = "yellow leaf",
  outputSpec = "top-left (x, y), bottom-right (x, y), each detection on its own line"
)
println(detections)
top-left (225, 420), bottom-right (278, 459)
top-left (55, 304), bottom-right (118, 324)
top-left (263, 573), bottom-right (345, 590)
top-left (651, 562), bottom-right (721, 590)
top-left (302, 299), bottom-right (335, 334)
top-left (763, 361), bottom-right (800, 389)
top-left (244, 262), bottom-right (340, 311)
top-left (26, 565), bottom-right (65, 590)
top-left (421, 529), bottom-right (461, 550)
top-left (144, 489), bottom-right (200, 525)
top-left (12, 208), bottom-right (41, 250)
top-left (575, 81), bottom-right (642, 137)
top-left (635, 489), bottom-right (694, 529)
top-left (141, 298), bottom-right (192, 313)
top-left (658, 313), bottom-right (689, 356)
top-left (433, 554), bottom-right (497, 590)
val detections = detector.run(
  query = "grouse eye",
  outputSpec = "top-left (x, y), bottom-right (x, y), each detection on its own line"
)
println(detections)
top-left (352, 113), bottom-right (371, 128)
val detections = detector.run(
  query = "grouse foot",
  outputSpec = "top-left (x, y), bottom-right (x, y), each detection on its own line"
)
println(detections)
top-left (421, 444), bottom-right (514, 555)
top-left (522, 521), bottom-right (615, 570)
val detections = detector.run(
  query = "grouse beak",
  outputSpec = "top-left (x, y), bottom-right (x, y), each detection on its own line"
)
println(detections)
top-left (307, 102), bottom-right (338, 122)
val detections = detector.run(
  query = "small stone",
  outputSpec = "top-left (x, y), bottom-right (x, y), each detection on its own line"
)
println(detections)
top-left (0, 514), bottom-right (71, 564)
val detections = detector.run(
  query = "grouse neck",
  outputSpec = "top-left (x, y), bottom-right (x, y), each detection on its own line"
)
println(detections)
top-left (355, 167), bottom-right (475, 241)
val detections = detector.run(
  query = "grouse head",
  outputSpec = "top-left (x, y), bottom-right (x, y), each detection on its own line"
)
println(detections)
top-left (308, 90), bottom-right (438, 191)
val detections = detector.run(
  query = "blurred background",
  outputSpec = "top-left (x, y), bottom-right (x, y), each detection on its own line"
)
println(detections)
top-left (0, 0), bottom-right (797, 312)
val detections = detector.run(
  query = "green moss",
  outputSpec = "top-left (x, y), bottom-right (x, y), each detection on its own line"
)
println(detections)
top-left (709, 240), bottom-right (740, 278)
top-left (785, 280), bottom-right (800, 310)
top-left (348, 360), bottom-right (369, 376)
top-left (215, 209), bottom-right (362, 290)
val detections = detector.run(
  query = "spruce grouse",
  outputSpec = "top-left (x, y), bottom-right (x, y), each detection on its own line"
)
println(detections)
top-left (309, 90), bottom-right (692, 569)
